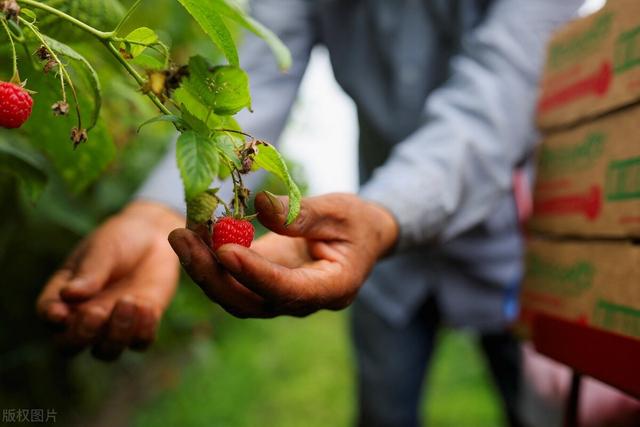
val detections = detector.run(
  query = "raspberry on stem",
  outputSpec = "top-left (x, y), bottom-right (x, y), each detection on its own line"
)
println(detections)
top-left (211, 217), bottom-right (255, 251)
top-left (0, 82), bottom-right (33, 129)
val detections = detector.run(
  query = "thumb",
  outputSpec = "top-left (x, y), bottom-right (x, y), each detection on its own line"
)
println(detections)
top-left (255, 192), bottom-right (344, 240)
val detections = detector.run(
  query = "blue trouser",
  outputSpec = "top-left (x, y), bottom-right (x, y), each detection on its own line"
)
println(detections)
top-left (351, 297), bottom-right (522, 427)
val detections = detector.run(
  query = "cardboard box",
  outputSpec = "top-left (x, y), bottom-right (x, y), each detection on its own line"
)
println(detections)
top-left (529, 105), bottom-right (640, 238)
top-left (537, 0), bottom-right (640, 130)
top-left (519, 238), bottom-right (640, 341)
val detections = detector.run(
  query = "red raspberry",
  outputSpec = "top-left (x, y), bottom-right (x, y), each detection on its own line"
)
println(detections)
top-left (0, 82), bottom-right (34, 129)
top-left (211, 217), bottom-right (255, 251)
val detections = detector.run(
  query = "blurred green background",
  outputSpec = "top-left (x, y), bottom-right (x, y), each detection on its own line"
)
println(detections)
top-left (0, 1), bottom-right (505, 426)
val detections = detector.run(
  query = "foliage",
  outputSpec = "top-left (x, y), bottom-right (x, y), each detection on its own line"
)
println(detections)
top-left (0, 0), bottom-right (301, 229)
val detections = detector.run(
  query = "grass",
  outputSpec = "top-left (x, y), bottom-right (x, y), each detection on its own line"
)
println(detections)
top-left (130, 304), bottom-right (504, 427)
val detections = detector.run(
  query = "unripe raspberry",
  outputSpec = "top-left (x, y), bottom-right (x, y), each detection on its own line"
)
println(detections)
top-left (0, 82), bottom-right (34, 129)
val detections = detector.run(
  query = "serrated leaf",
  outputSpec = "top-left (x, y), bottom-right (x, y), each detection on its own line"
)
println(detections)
top-left (181, 107), bottom-right (210, 135)
top-left (208, 65), bottom-right (251, 115)
top-left (42, 35), bottom-right (102, 131)
top-left (137, 114), bottom-right (186, 133)
top-left (0, 141), bottom-right (47, 202)
top-left (213, 0), bottom-right (292, 71)
top-left (179, 56), bottom-right (251, 116)
top-left (175, 0), bottom-right (239, 66)
top-left (178, 56), bottom-right (217, 109)
top-left (121, 27), bottom-right (159, 58)
top-left (253, 142), bottom-right (301, 224)
top-left (214, 130), bottom-right (243, 180)
top-left (174, 87), bottom-right (222, 130)
top-left (214, 130), bottom-right (242, 165)
top-left (176, 131), bottom-right (219, 200)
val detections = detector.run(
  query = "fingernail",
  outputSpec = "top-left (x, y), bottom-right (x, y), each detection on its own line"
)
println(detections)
top-left (169, 235), bottom-right (191, 266)
top-left (216, 249), bottom-right (242, 274)
top-left (263, 191), bottom-right (285, 214)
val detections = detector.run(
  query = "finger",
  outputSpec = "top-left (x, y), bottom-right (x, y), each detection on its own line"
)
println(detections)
top-left (69, 304), bottom-right (110, 346)
top-left (215, 244), bottom-right (344, 307)
top-left (60, 238), bottom-right (178, 358)
top-left (168, 229), bottom-right (272, 318)
top-left (254, 192), bottom-right (347, 240)
top-left (36, 269), bottom-right (73, 324)
top-left (59, 237), bottom-right (120, 302)
top-left (130, 302), bottom-right (158, 351)
top-left (92, 297), bottom-right (137, 361)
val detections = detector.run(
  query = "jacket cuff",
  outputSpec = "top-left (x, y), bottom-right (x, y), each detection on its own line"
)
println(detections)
top-left (359, 170), bottom-right (447, 252)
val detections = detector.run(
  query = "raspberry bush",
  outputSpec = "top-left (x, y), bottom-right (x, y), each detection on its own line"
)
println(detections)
top-left (0, 0), bottom-right (301, 234)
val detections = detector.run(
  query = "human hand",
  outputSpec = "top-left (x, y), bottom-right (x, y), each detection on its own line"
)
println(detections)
top-left (168, 193), bottom-right (398, 318)
top-left (36, 201), bottom-right (183, 360)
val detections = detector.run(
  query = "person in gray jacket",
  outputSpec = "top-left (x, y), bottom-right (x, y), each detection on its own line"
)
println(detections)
top-left (37, 1), bottom-right (584, 426)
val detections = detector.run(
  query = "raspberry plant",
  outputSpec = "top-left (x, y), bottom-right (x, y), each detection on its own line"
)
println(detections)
top-left (0, 0), bottom-right (301, 232)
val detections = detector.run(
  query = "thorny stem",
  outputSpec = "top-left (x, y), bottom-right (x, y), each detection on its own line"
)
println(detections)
top-left (0, 18), bottom-right (20, 82)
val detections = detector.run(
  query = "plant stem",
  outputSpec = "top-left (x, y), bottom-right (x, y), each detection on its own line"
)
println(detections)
top-left (16, 0), bottom-right (114, 39)
top-left (1, 18), bottom-right (20, 82)
top-left (217, 128), bottom-right (254, 140)
top-left (113, 0), bottom-right (143, 35)
top-left (103, 40), bottom-right (172, 115)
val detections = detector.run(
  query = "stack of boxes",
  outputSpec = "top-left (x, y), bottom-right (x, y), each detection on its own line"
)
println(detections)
top-left (521, 0), bottom-right (640, 341)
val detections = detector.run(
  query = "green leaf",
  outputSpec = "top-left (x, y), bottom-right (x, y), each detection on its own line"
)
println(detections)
top-left (181, 107), bottom-right (211, 136)
top-left (214, 130), bottom-right (242, 163)
top-left (42, 35), bottom-right (102, 131)
top-left (176, 131), bottom-right (219, 200)
top-left (121, 27), bottom-right (159, 58)
top-left (179, 56), bottom-right (218, 109)
top-left (137, 114), bottom-right (186, 133)
top-left (131, 53), bottom-right (165, 70)
top-left (213, 129), bottom-right (243, 179)
top-left (0, 140), bottom-right (47, 202)
top-left (253, 142), bottom-right (301, 224)
top-left (213, 0), bottom-right (292, 71)
top-left (179, 56), bottom-right (251, 116)
top-left (174, 87), bottom-right (223, 131)
top-left (175, 0), bottom-right (239, 66)
top-left (208, 65), bottom-right (251, 115)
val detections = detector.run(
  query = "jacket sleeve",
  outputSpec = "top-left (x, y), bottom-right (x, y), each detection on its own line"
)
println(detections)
top-left (136, 0), bottom-right (316, 213)
top-left (360, 0), bottom-right (583, 250)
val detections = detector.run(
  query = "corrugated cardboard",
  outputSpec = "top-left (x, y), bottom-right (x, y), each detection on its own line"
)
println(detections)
top-left (537, 0), bottom-right (640, 130)
top-left (519, 238), bottom-right (640, 341)
top-left (529, 105), bottom-right (640, 238)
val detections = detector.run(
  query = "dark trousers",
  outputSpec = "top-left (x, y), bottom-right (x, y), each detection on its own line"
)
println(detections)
top-left (351, 297), bottom-right (522, 427)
